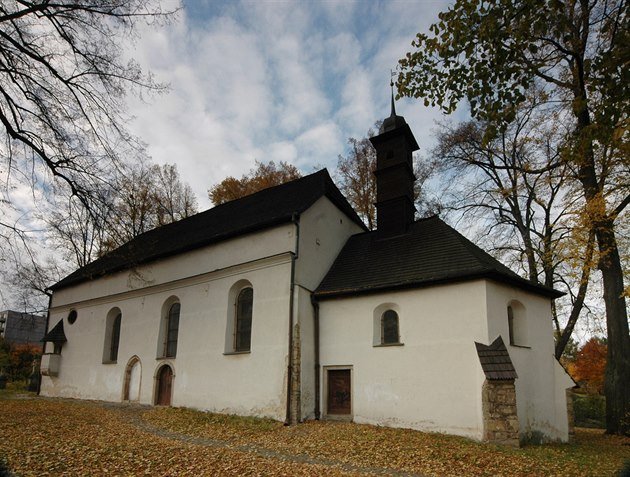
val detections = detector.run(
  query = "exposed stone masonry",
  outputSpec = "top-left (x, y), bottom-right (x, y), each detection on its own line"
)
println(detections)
top-left (482, 380), bottom-right (519, 447)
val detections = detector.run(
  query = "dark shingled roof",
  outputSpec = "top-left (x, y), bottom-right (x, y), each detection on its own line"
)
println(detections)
top-left (41, 320), bottom-right (67, 344)
top-left (51, 169), bottom-right (366, 291)
top-left (475, 336), bottom-right (518, 381)
top-left (314, 216), bottom-right (561, 299)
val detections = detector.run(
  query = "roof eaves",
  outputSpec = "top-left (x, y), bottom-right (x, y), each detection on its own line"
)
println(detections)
top-left (50, 213), bottom-right (299, 291)
top-left (314, 270), bottom-right (562, 300)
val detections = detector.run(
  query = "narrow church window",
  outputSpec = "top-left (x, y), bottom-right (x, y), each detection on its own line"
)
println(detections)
top-left (507, 301), bottom-right (528, 347)
top-left (507, 305), bottom-right (515, 345)
top-left (381, 310), bottom-right (399, 344)
top-left (109, 312), bottom-right (122, 362)
top-left (235, 287), bottom-right (253, 352)
top-left (103, 308), bottom-right (122, 364)
top-left (165, 303), bottom-right (180, 358)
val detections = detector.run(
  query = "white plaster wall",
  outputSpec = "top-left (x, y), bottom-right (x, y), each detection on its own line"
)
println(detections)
top-left (51, 224), bottom-right (295, 308)
top-left (294, 196), bottom-right (365, 420)
top-left (41, 251), bottom-right (293, 421)
top-left (296, 286), bottom-right (315, 420)
top-left (485, 281), bottom-right (572, 441)
top-left (318, 281), bottom-right (490, 439)
top-left (295, 196), bottom-right (365, 291)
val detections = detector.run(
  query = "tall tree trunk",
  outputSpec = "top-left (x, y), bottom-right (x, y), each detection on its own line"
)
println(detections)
top-left (575, 109), bottom-right (629, 435)
top-left (572, 36), bottom-right (629, 432)
top-left (595, 219), bottom-right (630, 435)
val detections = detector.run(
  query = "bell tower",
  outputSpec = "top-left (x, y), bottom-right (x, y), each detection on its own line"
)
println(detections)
top-left (369, 86), bottom-right (419, 238)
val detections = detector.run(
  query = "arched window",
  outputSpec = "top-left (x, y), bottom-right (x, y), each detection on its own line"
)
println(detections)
top-left (110, 312), bottom-right (122, 362)
top-left (165, 303), bottom-right (180, 358)
top-left (507, 301), bottom-right (527, 346)
top-left (102, 308), bottom-right (122, 364)
top-left (235, 287), bottom-right (253, 352)
top-left (381, 310), bottom-right (400, 344)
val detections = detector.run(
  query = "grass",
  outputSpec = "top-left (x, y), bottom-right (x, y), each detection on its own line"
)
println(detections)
top-left (1, 395), bottom-right (628, 476)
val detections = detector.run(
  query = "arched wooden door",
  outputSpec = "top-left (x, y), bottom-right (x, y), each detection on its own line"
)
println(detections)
top-left (156, 365), bottom-right (173, 406)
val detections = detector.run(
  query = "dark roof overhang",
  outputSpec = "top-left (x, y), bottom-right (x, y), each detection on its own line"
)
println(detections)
top-left (41, 320), bottom-right (67, 343)
top-left (313, 270), bottom-right (564, 301)
top-left (475, 336), bottom-right (518, 381)
top-left (49, 169), bottom-right (366, 292)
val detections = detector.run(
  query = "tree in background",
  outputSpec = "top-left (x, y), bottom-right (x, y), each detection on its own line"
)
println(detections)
top-left (434, 91), bottom-right (596, 359)
top-left (337, 126), bottom-right (379, 230)
top-left (153, 164), bottom-right (199, 226)
top-left (4, 160), bottom-right (196, 310)
top-left (0, 1), bottom-right (177, 241)
top-left (570, 338), bottom-right (608, 394)
top-left (0, 1), bottom-right (178, 313)
top-left (398, 0), bottom-right (628, 434)
top-left (8, 344), bottom-right (41, 383)
top-left (80, 161), bottom-right (197, 254)
top-left (209, 161), bottom-right (302, 205)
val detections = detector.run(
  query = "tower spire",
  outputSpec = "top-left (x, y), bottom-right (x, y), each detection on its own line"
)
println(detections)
top-left (370, 75), bottom-right (420, 238)
top-left (390, 70), bottom-right (396, 117)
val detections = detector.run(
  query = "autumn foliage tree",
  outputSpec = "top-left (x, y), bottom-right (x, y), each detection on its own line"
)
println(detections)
top-left (208, 161), bottom-right (302, 205)
top-left (337, 129), bottom-right (379, 230)
top-left (8, 344), bottom-right (41, 382)
top-left (398, 0), bottom-right (629, 435)
top-left (571, 338), bottom-right (608, 395)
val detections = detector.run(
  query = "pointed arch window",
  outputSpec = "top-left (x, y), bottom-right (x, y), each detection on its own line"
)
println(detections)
top-left (165, 303), bottom-right (180, 358)
top-left (235, 287), bottom-right (253, 352)
top-left (109, 312), bottom-right (122, 362)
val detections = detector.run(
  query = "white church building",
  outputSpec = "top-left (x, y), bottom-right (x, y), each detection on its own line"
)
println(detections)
top-left (40, 105), bottom-right (574, 445)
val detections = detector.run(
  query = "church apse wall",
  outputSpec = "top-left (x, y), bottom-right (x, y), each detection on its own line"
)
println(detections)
top-left (318, 280), bottom-right (489, 439)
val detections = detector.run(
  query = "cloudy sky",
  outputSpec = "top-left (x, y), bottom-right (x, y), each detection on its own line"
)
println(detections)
top-left (2, 0), bottom-right (466, 311)
top-left (127, 0), bottom-right (459, 209)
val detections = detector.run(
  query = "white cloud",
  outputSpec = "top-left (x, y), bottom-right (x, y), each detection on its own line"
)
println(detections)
top-left (295, 121), bottom-right (344, 167)
top-left (3, 0), bottom-right (462, 309)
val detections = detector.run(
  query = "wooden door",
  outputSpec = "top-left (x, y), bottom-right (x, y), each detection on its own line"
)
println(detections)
top-left (156, 365), bottom-right (173, 406)
top-left (327, 369), bottom-right (351, 415)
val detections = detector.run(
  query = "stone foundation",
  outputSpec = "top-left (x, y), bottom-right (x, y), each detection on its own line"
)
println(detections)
top-left (482, 379), bottom-right (519, 446)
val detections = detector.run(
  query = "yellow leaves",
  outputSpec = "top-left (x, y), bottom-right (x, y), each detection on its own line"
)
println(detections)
top-left (1, 397), bottom-right (629, 476)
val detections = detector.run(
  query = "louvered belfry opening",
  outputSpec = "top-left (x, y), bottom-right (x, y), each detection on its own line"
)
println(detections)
top-left (369, 100), bottom-right (420, 239)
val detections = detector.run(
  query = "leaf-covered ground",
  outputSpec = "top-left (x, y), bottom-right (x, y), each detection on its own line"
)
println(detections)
top-left (0, 395), bottom-right (628, 476)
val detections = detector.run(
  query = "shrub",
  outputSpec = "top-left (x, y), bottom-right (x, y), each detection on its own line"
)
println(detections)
top-left (573, 393), bottom-right (605, 428)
